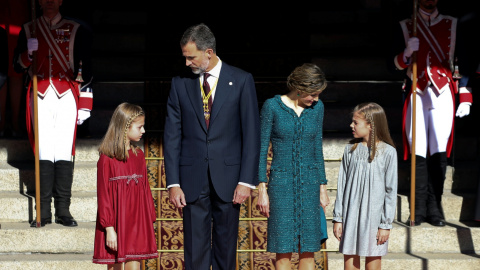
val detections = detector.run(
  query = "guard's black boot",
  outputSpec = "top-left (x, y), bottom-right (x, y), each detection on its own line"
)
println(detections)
top-left (53, 160), bottom-right (77, 227)
top-left (30, 160), bottom-right (54, 227)
top-left (426, 152), bottom-right (447, 226)
top-left (413, 155), bottom-right (428, 225)
top-left (428, 152), bottom-right (447, 214)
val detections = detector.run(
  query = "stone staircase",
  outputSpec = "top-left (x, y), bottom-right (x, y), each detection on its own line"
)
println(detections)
top-left (1, 135), bottom-right (479, 269)
top-left (1, 81), bottom-right (479, 269)
top-left (0, 138), bottom-right (103, 269)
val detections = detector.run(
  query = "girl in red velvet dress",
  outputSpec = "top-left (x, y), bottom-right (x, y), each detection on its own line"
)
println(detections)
top-left (93, 103), bottom-right (158, 270)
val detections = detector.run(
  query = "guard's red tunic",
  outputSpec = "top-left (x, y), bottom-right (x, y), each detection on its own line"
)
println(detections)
top-left (17, 16), bottom-right (93, 155)
top-left (394, 13), bottom-right (472, 159)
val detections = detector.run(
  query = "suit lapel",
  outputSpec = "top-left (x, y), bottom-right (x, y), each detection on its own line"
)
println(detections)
top-left (210, 65), bottom-right (233, 125)
top-left (185, 76), bottom-right (208, 132)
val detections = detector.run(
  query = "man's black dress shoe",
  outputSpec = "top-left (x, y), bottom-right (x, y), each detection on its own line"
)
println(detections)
top-left (55, 216), bottom-right (78, 227)
top-left (428, 217), bottom-right (446, 227)
top-left (30, 218), bottom-right (52, 227)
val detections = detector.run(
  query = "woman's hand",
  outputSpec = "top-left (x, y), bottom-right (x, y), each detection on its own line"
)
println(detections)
top-left (320, 184), bottom-right (330, 213)
top-left (105, 226), bottom-right (117, 251)
top-left (376, 229), bottom-right (390, 245)
top-left (256, 183), bottom-right (270, 218)
top-left (333, 222), bottom-right (343, 241)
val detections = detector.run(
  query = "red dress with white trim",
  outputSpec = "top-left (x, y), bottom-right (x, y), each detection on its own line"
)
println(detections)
top-left (93, 148), bottom-right (158, 264)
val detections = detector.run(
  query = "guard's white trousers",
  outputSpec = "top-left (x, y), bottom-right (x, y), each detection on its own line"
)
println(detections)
top-left (30, 86), bottom-right (76, 162)
top-left (405, 86), bottom-right (454, 158)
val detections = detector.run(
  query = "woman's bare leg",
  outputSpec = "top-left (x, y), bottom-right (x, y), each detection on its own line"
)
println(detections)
top-left (298, 252), bottom-right (315, 270)
top-left (276, 253), bottom-right (293, 270)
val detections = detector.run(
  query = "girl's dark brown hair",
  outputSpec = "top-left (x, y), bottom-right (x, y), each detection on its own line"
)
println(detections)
top-left (98, 102), bottom-right (145, 161)
top-left (350, 102), bottom-right (395, 162)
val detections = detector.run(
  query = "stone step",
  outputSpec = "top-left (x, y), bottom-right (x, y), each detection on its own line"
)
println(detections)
top-left (394, 192), bottom-right (477, 224)
top-left (0, 186), bottom-right (474, 225)
top-left (326, 252), bottom-right (480, 270)
top-left (2, 156), bottom-right (476, 195)
top-left (0, 253), bottom-right (103, 270)
top-left (0, 191), bottom-right (97, 223)
top-left (4, 133), bottom-right (476, 164)
top-left (0, 222), bottom-right (97, 253)
top-left (324, 220), bottom-right (480, 254)
top-left (0, 252), bottom-right (478, 270)
top-left (327, 160), bottom-right (479, 193)
top-left (1, 220), bottom-right (478, 255)
top-left (323, 191), bottom-right (477, 223)
top-left (1, 161), bottom-right (98, 193)
top-left (326, 162), bottom-right (470, 192)
top-left (397, 160), bottom-right (479, 192)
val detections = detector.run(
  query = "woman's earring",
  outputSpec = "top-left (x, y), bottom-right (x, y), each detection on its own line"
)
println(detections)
top-left (297, 92), bottom-right (300, 96)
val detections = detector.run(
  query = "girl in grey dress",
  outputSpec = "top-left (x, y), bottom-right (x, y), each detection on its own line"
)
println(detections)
top-left (333, 102), bottom-right (398, 270)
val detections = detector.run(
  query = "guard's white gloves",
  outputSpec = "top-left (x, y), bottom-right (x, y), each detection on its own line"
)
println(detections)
top-left (455, 103), bottom-right (470, 118)
top-left (77, 109), bottom-right (91, 125)
top-left (27, 38), bottom-right (38, 55)
top-left (404, 37), bottom-right (419, 58)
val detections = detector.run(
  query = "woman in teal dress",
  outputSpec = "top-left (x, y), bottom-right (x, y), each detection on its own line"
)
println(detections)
top-left (257, 63), bottom-right (329, 270)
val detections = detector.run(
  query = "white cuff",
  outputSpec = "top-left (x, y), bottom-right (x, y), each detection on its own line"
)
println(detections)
top-left (238, 182), bottom-right (256, 189)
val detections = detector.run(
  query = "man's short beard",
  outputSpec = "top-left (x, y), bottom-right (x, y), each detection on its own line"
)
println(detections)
top-left (192, 59), bottom-right (210, 75)
top-left (191, 68), bottom-right (202, 75)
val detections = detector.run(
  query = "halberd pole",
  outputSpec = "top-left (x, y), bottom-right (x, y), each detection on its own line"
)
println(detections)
top-left (410, 0), bottom-right (418, 227)
top-left (31, 0), bottom-right (41, 228)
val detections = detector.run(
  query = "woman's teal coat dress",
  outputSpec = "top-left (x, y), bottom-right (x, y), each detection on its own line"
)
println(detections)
top-left (258, 95), bottom-right (328, 253)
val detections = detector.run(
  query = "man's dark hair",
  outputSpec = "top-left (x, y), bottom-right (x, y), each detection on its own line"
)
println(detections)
top-left (180, 23), bottom-right (216, 53)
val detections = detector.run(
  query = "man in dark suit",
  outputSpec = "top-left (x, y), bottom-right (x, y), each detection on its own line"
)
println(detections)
top-left (163, 23), bottom-right (260, 270)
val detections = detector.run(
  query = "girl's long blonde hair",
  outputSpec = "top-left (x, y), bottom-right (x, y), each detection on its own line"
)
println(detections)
top-left (350, 102), bottom-right (395, 162)
top-left (98, 102), bottom-right (145, 161)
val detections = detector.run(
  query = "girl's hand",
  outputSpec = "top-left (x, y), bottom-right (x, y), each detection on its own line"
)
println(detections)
top-left (320, 184), bottom-right (330, 213)
top-left (376, 228), bottom-right (390, 245)
top-left (333, 222), bottom-right (343, 241)
top-left (256, 183), bottom-right (270, 218)
top-left (105, 227), bottom-right (117, 251)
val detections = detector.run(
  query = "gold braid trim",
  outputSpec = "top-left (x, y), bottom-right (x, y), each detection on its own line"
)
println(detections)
top-left (365, 112), bottom-right (376, 162)
top-left (124, 111), bottom-right (145, 148)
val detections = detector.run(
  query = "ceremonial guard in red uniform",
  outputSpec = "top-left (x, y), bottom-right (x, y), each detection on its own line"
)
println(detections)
top-left (393, 0), bottom-right (472, 226)
top-left (13, 0), bottom-right (93, 227)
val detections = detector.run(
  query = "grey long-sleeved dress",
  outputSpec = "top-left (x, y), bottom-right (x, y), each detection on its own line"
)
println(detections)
top-left (333, 142), bottom-right (398, 256)
top-left (258, 95), bottom-right (328, 253)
